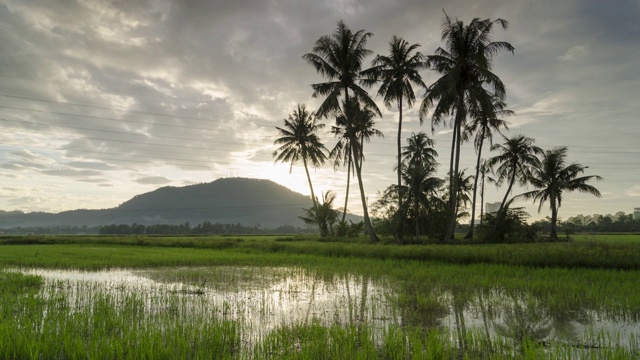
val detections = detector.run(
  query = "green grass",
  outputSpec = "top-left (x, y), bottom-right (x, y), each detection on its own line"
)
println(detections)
top-left (2, 233), bottom-right (640, 270)
top-left (571, 233), bottom-right (640, 244)
top-left (2, 271), bottom-right (636, 359)
top-left (1, 234), bottom-right (639, 358)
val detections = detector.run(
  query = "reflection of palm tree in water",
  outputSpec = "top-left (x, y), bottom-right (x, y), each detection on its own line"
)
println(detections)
top-left (304, 277), bottom-right (317, 324)
top-left (493, 293), bottom-right (591, 349)
top-left (494, 295), bottom-right (552, 347)
top-left (452, 289), bottom-right (469, 349)
top-left (357, 275), bottom-right (369, 334)
top-left (478, 290), bottom-right (494, 351)
top-left (343, 273), bottom-right (354, 324)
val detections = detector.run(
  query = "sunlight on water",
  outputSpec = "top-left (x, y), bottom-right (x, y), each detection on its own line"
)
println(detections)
top-left (22, 267), bottom-right (639, 352)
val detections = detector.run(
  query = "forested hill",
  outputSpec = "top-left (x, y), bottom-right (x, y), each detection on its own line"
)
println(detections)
top-left (0, 178), bottom-right (322, 229)
top-left (115, 177), bottom-right (314, 227)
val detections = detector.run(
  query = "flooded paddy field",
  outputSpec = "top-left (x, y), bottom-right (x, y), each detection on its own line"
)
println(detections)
top-left (1, 236), bottom-right (640, 358)
top-left (3, 265), bottom-right (638, 359)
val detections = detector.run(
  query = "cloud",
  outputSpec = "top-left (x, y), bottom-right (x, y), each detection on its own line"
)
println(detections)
top-left (7, 196), bottom-right (45, 206)
top-left (42, 169), bottom-right (102, 177)
top-left (134, 176), bottom-right (172, 185)
top-left (625, 186), bottom-right (640, 198)
top-left (0, 0), bottom-right (637, 219)
top-left (558, 45), bottom-right (587, 61)
top-left (66, 161), bottom-right (117, 170)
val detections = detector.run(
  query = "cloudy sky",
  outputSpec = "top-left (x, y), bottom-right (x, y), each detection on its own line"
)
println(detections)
top-left (0, 0), bottom-right (638, 222)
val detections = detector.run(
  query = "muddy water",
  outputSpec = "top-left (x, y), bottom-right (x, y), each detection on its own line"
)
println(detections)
top-left (22, 267), bottom-right (639, 350)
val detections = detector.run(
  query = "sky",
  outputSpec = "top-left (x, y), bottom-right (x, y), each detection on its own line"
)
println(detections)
top-left (0, 0), bottom-right (638, 223)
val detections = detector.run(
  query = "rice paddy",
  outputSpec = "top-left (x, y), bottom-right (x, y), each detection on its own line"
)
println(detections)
top-left (1, 234), bottom-right (639, 359)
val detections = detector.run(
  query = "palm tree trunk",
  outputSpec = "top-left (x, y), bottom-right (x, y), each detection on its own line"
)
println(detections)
top-left (494, 168), bottom-right (517, 232)
top-left (445, 107), bottom-right (464, 241)
top-left (415, 199), bottom-right (420, 241)
top-left (303, 154), bottom-right (325, 236)
top-left (344, 86), bottom-right (378, 242)
top-left (465, 128), bottom-right (486, 239)
top-left (479, 166), bottom-right (485, 225)
top-left (341, 153), bottom-right (352, 223)
top-left (396, 98), bottom-right (404, 242)
top-left (352, 139), bottom-right (379, 242)
top-left (302, 155), bottom-right (317, 206)
top-left (550, 193), bottom-right (558, 240)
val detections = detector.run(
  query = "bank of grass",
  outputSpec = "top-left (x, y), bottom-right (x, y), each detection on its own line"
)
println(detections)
top-left (571, 233), bottom-right (640, 244)
top-left (2, 233), bottom-right (640, 270)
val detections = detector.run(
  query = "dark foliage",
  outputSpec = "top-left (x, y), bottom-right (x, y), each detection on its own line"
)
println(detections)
top-left (475, 207), bottom-right (537, 243)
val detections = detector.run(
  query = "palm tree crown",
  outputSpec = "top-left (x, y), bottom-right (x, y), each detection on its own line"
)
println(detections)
top-left (302, 20), bottom-right (380, 119)
top-left (487, 134), bottom-right (543, 224)
top-left (519, 147), bottom-right (602, 239)
top-left (364, 36), bottom-right (426, 109)
top-left (401, 132), bottom-right (438, 173)
top-left (273, 104), bottom-right (328, 205)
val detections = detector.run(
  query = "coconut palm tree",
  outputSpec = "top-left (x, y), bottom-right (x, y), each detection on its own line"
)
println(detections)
top-left (304, 21), bottom-right (381, 241)
top-left (330, 102), bottom-right (383, 224)
top-left (400, 132), bottom-right (442, 239)
top-left (486, 135), bottom-right (543, 230)
top-left (517, 147), bottom-right (602, 239)
top-left (464, 95), bottom-right (512, 238)
top-left (273, 104), bottom-right (328, 234)
top-left (404, 164), bottom-right (444, 240)
top-left (419, 13), bottom-right (514, 241)
top-left (449, 169), bottom-right (474, 221)
top-left (363, 36), bottom-right (427, 240)
top-left (329, 111), bottom-right (355, 224)
top-left (302, 20), bottom-right (380, 120)
top-left (300, 191), bottom-right (340, 237)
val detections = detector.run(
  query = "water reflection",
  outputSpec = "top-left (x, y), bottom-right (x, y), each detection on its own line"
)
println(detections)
top-left (20, 267), bottom-right (639, 351)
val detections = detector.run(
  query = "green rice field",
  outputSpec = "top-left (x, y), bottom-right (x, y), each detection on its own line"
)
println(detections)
top-left (1, 234), bottom-right (639, 359)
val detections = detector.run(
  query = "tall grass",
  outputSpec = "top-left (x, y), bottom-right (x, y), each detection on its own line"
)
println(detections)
top-left (0, 272), bottom-right (240, 359)
top-left (2, 234), bottom-right (640, 269)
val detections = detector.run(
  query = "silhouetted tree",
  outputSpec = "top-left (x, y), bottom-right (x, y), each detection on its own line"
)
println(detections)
top-left (420, 13), bottom-right (514, 241)
top-left (464, 95), bottom-right (512, 238)
top-left (304, 21), bottom-right (381, 241)
top-left (487, 135), bottom-right (542, 231)
top-left (363, 36), bottom-right (426, 240)
top-left (273, 104), bottom-right (328, 236)
top-left (518, 147), bottom-right (602, 239)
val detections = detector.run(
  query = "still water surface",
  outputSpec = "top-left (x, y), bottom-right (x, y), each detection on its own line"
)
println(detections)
top-left (23, 267), bottom-right (639, 350)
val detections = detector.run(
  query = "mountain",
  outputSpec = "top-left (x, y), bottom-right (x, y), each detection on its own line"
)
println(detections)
top-left (0, 178), bottom-right (356, 229)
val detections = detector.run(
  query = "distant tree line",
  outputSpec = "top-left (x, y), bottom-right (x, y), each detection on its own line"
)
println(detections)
top-left (98, 221), bottom-right (313, 235)
top-left (533, 212), bottom-right (640, 234)
top-left (0, 222), bottom-right (313, 235)
top-left (0, 225), bottom-right (100, 235)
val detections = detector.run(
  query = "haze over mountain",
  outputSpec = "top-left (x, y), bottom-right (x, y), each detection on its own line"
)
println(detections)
top-left (0, 178), bottom-right (348, 229)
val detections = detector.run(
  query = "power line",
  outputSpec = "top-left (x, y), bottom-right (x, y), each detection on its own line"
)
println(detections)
top-left (0, 118), bottom-right (233, 145)
top-left (3, 93), bottom-right (637, 152)
top-left (3, 117), bottom-right (638, 158)
top-left (0, 145), bottom-right (635, 182)
top-left (0, 123), bottom-right (249, 153)
top-left (0, 104), bottom-right (217, 132)
top-left (1, 93), bottom-right (219, 124)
